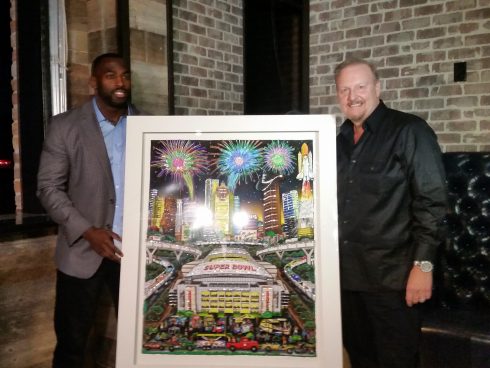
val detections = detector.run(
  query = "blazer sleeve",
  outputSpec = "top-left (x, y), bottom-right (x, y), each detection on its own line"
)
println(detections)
top-left (37, 116), bottom-right (93, 245)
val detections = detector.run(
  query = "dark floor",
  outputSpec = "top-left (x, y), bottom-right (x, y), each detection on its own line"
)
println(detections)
top-left (420, 307), bottom-right (490, 368)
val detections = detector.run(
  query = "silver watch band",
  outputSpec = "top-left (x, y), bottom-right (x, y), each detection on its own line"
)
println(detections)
top-left (414, 260), bottom-right (433, 272)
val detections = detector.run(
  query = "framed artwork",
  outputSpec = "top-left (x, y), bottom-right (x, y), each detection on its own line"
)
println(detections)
top-left (116, 115), bottom-right (342, 368)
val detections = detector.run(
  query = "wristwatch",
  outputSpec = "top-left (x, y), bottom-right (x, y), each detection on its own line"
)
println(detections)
top-left (413, 260), bottom-right (433, 272)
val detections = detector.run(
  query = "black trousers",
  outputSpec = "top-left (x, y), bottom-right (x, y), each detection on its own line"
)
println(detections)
top-left (52, 259), bottom-right (120, 368)
top-left (341, 290), bottom-right (421, 368)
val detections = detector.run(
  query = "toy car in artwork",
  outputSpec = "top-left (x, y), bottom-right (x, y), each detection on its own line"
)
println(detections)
top-left (226, 337), bottom-right (259, 352)
top-left (260, 342), bottom-right (296, 354)
top-left (210, 336), bottom-right (228, 349)
top-left (195, 337), bottom-right (213, 350)
top-left (258, 318), bottom-right (291, 336)
top-left (165, 336), bottom-right (195, 351)
top-left (193, 333), bottom-right (229, 350)
top-left (293, 342), bottom-right (316, 354)
top-left (143, 341), bottom-right (165, 351)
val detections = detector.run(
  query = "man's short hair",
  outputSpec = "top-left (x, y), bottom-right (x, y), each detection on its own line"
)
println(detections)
top-left (334, 58), bottom-right (379, 83)
top-left (91, 53), bottom-right (124, 75)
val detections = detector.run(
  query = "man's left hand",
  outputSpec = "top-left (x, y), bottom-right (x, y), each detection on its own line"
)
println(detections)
top-left (405, 266), bottom-right (433, 307)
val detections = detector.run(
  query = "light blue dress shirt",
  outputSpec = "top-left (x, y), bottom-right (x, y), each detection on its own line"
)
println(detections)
top-left (92, 98), bottom-right (130, 249)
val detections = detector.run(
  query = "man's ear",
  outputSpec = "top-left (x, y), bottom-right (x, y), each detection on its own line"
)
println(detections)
top-left (375, 80), bottom-right (381, 98)
top-left (89, 76), bottom-right (97, 90)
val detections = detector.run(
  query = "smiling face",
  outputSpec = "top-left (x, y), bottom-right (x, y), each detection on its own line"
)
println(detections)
top-left (335, 62), bottom-right (381, 127)
top-left (90, 56), bottom-right (131, 110)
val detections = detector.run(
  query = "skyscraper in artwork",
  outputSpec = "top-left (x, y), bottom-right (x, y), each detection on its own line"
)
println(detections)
top-left (148, 188), bottom-right (158, 226)
top-left (214, 182), bottom-right (231, 238)
top-left (282, 190), bottom-right (299, 238)
top-left (182, 199), bottom-right (197, 241)
top-left (151, 195), bottom-right (164, 231)
top-left (204, 178), bottom-right (219, 212)
top-left (261, 174), bottom-right (283, 235)
top-left (175, 199), bottom-right (183, 241)
top-left (161, 197), bottom-right (177, 236)
top-left (296, 143), bottom-right (314, 239)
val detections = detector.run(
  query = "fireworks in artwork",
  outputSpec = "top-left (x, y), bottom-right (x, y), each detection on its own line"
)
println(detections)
top-left (214, 140), bottom-right (263, 192)
top-left (152, 140), bottom-right (208, 199)
top-left (263, 140), bottom-right (295, 175)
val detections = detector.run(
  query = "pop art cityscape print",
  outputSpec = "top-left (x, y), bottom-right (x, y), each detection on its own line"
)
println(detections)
top-left (142, 139), bottom-right (316, 357)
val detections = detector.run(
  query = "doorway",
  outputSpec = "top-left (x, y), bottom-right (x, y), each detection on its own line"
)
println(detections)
top-left (244, 0), bottom-right (309, 114)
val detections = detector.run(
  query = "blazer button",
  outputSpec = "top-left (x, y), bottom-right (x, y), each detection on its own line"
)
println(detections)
top-left (106, 224), bottom-right (112, 229)
top-left (109, 199), bottom-right (115, 204)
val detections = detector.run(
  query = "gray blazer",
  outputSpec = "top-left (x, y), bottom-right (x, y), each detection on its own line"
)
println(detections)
top-left (37, 100), bottom-right (140, 279)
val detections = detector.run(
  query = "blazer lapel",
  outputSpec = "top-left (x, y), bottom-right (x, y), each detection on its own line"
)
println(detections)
top-left (78, 101), bottom-right (115, 189)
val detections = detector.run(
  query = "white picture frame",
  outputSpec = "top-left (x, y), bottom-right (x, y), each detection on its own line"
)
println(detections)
top-left (116, 114), bottom-right (342, 368)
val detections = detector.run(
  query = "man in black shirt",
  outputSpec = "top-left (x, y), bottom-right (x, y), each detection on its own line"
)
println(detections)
top-left (335, 58), bottom-right (448, 368)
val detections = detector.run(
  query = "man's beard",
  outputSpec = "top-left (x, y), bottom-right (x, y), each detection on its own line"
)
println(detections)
top-left (100, 90), bottom-right (130, 109)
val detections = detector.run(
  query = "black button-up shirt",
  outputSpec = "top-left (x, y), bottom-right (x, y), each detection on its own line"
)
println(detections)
top-left (337, 101), bottom-right (448, 291)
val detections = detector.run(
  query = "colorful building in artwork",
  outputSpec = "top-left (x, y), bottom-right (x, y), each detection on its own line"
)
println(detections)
top-left (175, 198), bottom-right (183, 241)
top-left (296, 143), bottom-right (314, 239)
top-left (257, 220), bottom-right (264, 239)
top-left (235, 213), bottom-right (259, 241)
top-left (204, 178), bottom-right (219, 211)
top-left (232, 195), bottom-right (241, 235)
top-left (261, 174), bottom-right (283, 235)
top-left (214, 182), bottom-right (231, 238)
top-left (151, 196), bottom-right (164, 230)
top-left (247, 214), bottom-right (258, 230)
top-left (148, 189), bottom-right (158, 224)
top-left (161, 197), bottom-right (177, 236)
top-left (199, 178), bottom-right (219, 242)
top-left (182, 199), bottom-right (198, 241)
top-left (282, 190), bottom-right (299, 238)
top-left (170, 247), bottom-right (289, 314)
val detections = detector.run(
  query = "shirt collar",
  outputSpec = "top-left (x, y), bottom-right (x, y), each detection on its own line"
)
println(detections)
top-left (92, 97), bottom-right (131, 126)
top-left (340, 100), bottom-right (388, 137)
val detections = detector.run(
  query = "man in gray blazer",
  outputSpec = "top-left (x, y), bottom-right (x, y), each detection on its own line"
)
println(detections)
top-left (37, 53), bottom-right (141, 368)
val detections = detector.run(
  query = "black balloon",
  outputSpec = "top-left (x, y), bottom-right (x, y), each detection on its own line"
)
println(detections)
top-left (481, 199), bottom-right (490, 218)
top-left (455, 196), bottom-right (480, 219)
top-left (467, 216), bottom-right (490, 240)
top-left (468, 176), bottom-right (490, 201)
top-left (443, 213), bottom-right (464, 237)
top-left (438, 153), bottom-right (490, 308)
top-left (446, 175), bottom-right (468, 197)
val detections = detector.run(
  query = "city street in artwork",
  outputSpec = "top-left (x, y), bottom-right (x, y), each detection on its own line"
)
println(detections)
top-left (142, 138), bottom-right (316, 357)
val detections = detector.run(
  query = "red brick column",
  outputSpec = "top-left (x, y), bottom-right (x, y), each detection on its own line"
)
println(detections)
top-left (10, 0), bottom-right (22, 212)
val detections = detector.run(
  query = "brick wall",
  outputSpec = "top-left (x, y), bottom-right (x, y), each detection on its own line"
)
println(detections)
top-left (172, 0), bottom-right (243, 115)
top-left (309, 0), bottom-right (490, 152)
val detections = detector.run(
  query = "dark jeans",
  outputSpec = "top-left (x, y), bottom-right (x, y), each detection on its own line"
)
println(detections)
top-left (341, 290), bottom-right (421, 368)
top-left (52, 259), bottom-right (120, 368)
